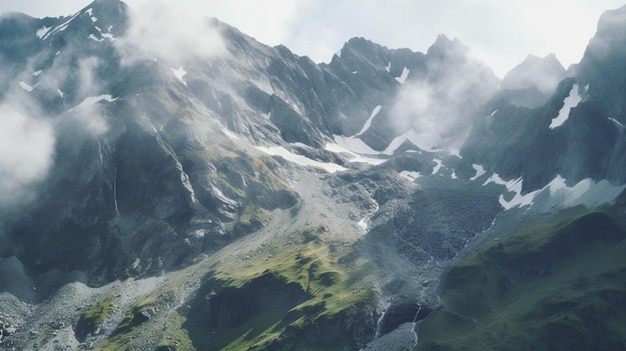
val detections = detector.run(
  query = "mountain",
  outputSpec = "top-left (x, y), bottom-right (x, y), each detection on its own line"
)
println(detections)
top-left (417, 197), bottom-right (626, 351)
top-left (462, 4), bottom-right (626, 193)
top-left (0, 1), bottom-right (624, 350)
top-left (497, 53), bottom-right (566, 108)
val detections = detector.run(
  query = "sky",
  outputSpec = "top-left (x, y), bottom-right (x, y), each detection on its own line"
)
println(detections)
top-left (0, 0), bottom-right (625, 76)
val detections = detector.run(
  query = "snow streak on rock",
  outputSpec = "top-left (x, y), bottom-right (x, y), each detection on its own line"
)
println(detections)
top-left (355, 105), bottom-right (382, 137)
top-left (171, 66), bottom-right (187, 86)
top-left (256, 146), bottom-right (346, 173)
top-left (470, 164), bottom-right (485, 180)
top-left (395, 67), bottom-right (410, 84)
top-left (549, 84), bottom-right (582, 129)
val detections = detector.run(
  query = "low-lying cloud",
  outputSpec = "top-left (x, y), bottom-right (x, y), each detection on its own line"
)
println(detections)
top-left (115, 0), bottom-right (226, 65)
top-left (0, 49), bottom-right (113, 211)
top-left (0, 102), bottom-right (54, 208)
top-left (389, 43), bottom-right (499, 152)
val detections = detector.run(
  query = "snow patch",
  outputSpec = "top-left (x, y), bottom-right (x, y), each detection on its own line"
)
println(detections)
top-left (483, 174), bottom-right (537, 210)
top-left (395, 67), bottom-right (410, 84)
top-left (32, 70), bottom-right (43, 77)
top-left (448, 148), bottom-right (462, 158)
top-left (256, 146), bottom-right (346, 173)
top-left (549, 84), bottom-right (582, 129)
top-left (326, 137), bottom-right (386, 165)
top-left (85, 8), bottom-right (97, 22)
top-left (19, 81), bottom-right (34, 92)
top-left (101, 32), bottom-right (115, 41)
top-left (36, 26), bottom-right (51, 39)
top-left (451, 170), bottom-right (458, 180)
top-left (70, 94), bottom-right (117, 111)
top-left (88, 34), bottom-right (104, 42)
top-left (171, 66), bottom-right (187, 86)
top-left (432, 159), bottom-right (443, 175)
top-left (357, 195), bottom-right (379, 233)
top-left (211, 185), bottom-right (238, 208)
top-left (484, 173), bottom-right (626, 211)
top-left (399, 171), bottom-right (421, 181)
top-left (180, 170), bottom-right (197, 204)
top-left (330, 135), bottom-right (380, 155)
top-left (57, 89), bottom-right (64, 98)
top-left (355, 105), bottom-right (382, 137)
top-left (497, 178), bottom-right (540, 210)
top-left (385, 61), bottom-right (391, 72)
top-left (220, 127), bottom-right (240, 140)
top-left (609, 117), bottom-right (624, 130)
top-left (470, 164), bottom-right (486, 181)
top-left (383, 129), bottom-right (422, 155)
top-left (357, 217), bottom-right (368, 231)
top-left (352, 71), bottom-right (358, 74)
top-left (490, 109), bottom-right (499, 117)
top-left (44, 12), bottom-right (81, 39)
top-left (542, 175), bottom-right (626, 209)
top-left (94, 24), bottom-right (116, 41)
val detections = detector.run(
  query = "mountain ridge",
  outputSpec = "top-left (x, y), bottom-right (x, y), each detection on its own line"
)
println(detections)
top-left (0, 1), bottom-right (625, 350)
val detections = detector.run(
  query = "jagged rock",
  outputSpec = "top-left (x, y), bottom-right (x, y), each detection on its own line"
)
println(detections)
top-left (0, 1), bottom-right (626, 351)
top-left (377, 302), bottom-right (431, 336)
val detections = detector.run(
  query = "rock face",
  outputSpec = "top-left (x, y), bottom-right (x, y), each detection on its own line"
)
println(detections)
top-left (497, 53), bottom-right (567, 108)
top-left (463, 5), bottom-right (626, 192)
top-left (1, 1), bottom-right (626, 350)
top-left (377, 302), bottom-right (431, 336)
top-left (417, 203), bottom-right (626, 351)
top-left (0, 0), bottom-right (501, 285)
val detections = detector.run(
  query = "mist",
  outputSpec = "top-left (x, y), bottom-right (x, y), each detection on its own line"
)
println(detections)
top-left (115, 0), bottom-right (226, 66)
top-left (389, 39), bottom-right (499, 153)
top-left (0, 49), bottom-right (114, 212)
top-left (0, 101), bottom-right (54, 208)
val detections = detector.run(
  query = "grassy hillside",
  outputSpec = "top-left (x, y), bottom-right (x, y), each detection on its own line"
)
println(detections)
top-left (184, 228), bottom-right (378, 351)
top-left (99, 228), bottom-right (378, 351)
top-left (417, 202), bottom-right (626, 351)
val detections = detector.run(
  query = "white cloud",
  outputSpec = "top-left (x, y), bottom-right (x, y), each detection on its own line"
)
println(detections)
top-left (0, 51), bottom-right (113, 211)
top-left (1, 1), bottom-right (625, 76)
top-left (0, 103), bottom-right (55, 207)
top-left (115, 0), bottom-right (226, 65)
top-left (389, 45), bottom-right (497, 151)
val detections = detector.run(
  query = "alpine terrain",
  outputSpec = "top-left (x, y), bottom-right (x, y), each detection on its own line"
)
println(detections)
top-left (1, 1), bottom-right (626, 350)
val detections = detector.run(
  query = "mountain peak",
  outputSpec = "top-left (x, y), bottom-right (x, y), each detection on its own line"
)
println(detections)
top-left (338, 36), bottom-right (386, 57)
top-left (499, 52), bottom-right (565, 94)
top-left (426, 34), bottom-right (469, 62)
top-left (580, 3), bottom-right (626, 69)
top-left (596, 4), bottom-right (626, 36)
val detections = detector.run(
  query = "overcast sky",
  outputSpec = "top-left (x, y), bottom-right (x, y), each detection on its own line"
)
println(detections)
top-left (1, 0), bottom-right (624, 77)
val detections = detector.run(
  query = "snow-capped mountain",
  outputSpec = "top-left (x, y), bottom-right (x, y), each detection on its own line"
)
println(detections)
top-left (463, 5), bottom-right (626, 193)
top-left (0, 1), bottom-right (625, 350)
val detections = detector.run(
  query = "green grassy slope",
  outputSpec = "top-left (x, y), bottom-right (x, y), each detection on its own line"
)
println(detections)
top-left (184, 228), bottom-right (378, 351)
top-left (417, 202), bottom-right (626, 351)
top-left (99, 228), bottom-right (378, 351)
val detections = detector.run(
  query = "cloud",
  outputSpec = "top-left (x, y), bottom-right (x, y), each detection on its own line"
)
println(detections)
top-left (28, 52), bottom-right (111, 136)
top-left (2, 1), bottom-right (626, 76)
top-left (389, 43), bottom-right (498, 152)
top-left (0, 49), bottom-right (114, 212)
top-left (0, 102), bottom-right (54, 208)
top-left (115, 0), bottom-right (226, 65)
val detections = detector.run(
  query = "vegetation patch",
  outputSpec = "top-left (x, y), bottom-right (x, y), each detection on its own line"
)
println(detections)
top-left (100, 292), bottom-right (172, 351)
top-left (417, 206), bottom-right (626, 350)
top-left (185, 228), bottom-right (378, 350)
top-left (74, 292), bottom-right (117, 341)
